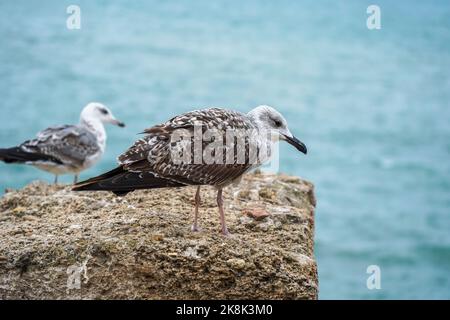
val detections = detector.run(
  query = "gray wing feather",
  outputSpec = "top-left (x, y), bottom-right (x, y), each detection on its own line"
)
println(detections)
top-left (21, 125), bottom-right (99, 167)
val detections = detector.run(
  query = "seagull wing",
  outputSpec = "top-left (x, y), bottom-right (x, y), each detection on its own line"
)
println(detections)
top-left (21, 125), bottom-right (100, 167)
top-left (119, 108), bottom-right (257, 185)
top-left (74, 108), bottom-right (260, 194)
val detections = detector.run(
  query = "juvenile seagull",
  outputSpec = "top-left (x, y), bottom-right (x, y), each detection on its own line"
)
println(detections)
top-left (0, 102), bottom-right (125, 184)
top-left (73, 106), bottom-right (307, 235)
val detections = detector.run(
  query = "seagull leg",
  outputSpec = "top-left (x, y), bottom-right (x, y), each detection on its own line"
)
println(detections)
top-left (54, 175), bottom-right (58, 185)
top-left (73, 174), bottom-right (79, 184)
top-left (191, 186), bottom-right (201, 232)
top-left (217, 188), bottom-right (230, 236)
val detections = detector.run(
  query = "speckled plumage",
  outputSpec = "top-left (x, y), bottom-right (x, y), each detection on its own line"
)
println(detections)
top-left (74, 105), bottom-right (307, 235)
top-left (117, 108), bottom-right (264, 187)
top-left (74, 108), bottom-right (273, 194)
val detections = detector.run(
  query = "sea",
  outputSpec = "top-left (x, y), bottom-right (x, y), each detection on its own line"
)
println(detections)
top-left (0, 0), bottom-right (449, 299)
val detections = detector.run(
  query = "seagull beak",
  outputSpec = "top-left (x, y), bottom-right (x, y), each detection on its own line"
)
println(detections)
top-left (282, 134), bottom-right (307, 155)
top-left (112, 119), bottom-right (126, 127)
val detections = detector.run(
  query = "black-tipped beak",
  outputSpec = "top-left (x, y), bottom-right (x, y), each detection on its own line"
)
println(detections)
top-left (283, 134), bottom-right (307, 154)
top-left (113, 120), bottom-right (125, 128)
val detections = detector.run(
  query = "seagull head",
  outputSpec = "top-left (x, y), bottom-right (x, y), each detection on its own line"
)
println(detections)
top-left (80, 102), bottom-right (125, 127)
top-left (248, 105), bottom-right (307, 154)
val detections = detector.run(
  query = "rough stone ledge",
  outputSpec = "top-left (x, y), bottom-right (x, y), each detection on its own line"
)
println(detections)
top-left (0, 172), bottom-right (317, 299)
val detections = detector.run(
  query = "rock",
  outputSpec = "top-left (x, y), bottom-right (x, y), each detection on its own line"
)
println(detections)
top-left (242, 207), bottom-right (271, 221)
top-left (226, 258), bottom-right (246, 270)
top-left (0, 173), bottom-right (317, 299)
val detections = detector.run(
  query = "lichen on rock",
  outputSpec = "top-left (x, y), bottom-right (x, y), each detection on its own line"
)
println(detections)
top-left (0, 172), bottom-right (317, 299)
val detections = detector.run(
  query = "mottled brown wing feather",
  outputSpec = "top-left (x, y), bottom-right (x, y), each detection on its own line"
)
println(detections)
top-left (117, 108), bottom-right (258, 187)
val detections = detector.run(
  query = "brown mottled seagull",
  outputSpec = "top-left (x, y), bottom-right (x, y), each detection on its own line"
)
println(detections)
top-left (0, 102), bottom-right (125, 184)
top-left (73, 105), bottom-right (307, 235)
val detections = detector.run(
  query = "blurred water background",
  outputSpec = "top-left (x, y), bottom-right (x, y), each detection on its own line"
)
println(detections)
top-left (0, 0), bottom-right (449, 299)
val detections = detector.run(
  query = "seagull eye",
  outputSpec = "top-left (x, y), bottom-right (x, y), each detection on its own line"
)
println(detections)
top-left (99, 108), bottom-right (109, 115)
top-left (273, 119), bottom-right (282, 127)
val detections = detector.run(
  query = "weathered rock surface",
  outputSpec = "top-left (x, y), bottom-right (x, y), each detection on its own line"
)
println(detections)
top-left (0, 172), bottom-right (317, 299)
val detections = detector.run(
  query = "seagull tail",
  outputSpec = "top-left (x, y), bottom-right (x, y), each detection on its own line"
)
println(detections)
top-left (0, 147), bottom-right (59, 164)
top-left (72, 166), bottom-right (186, 196)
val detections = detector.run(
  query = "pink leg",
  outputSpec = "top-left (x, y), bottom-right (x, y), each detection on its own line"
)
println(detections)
top-left (217, 188), bottom-right (230, 236)
top-left (191, 186), bottom-right (201, 232)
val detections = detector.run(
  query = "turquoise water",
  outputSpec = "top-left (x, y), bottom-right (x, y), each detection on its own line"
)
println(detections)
top-left (1, 0), bottom-right (449, 299)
